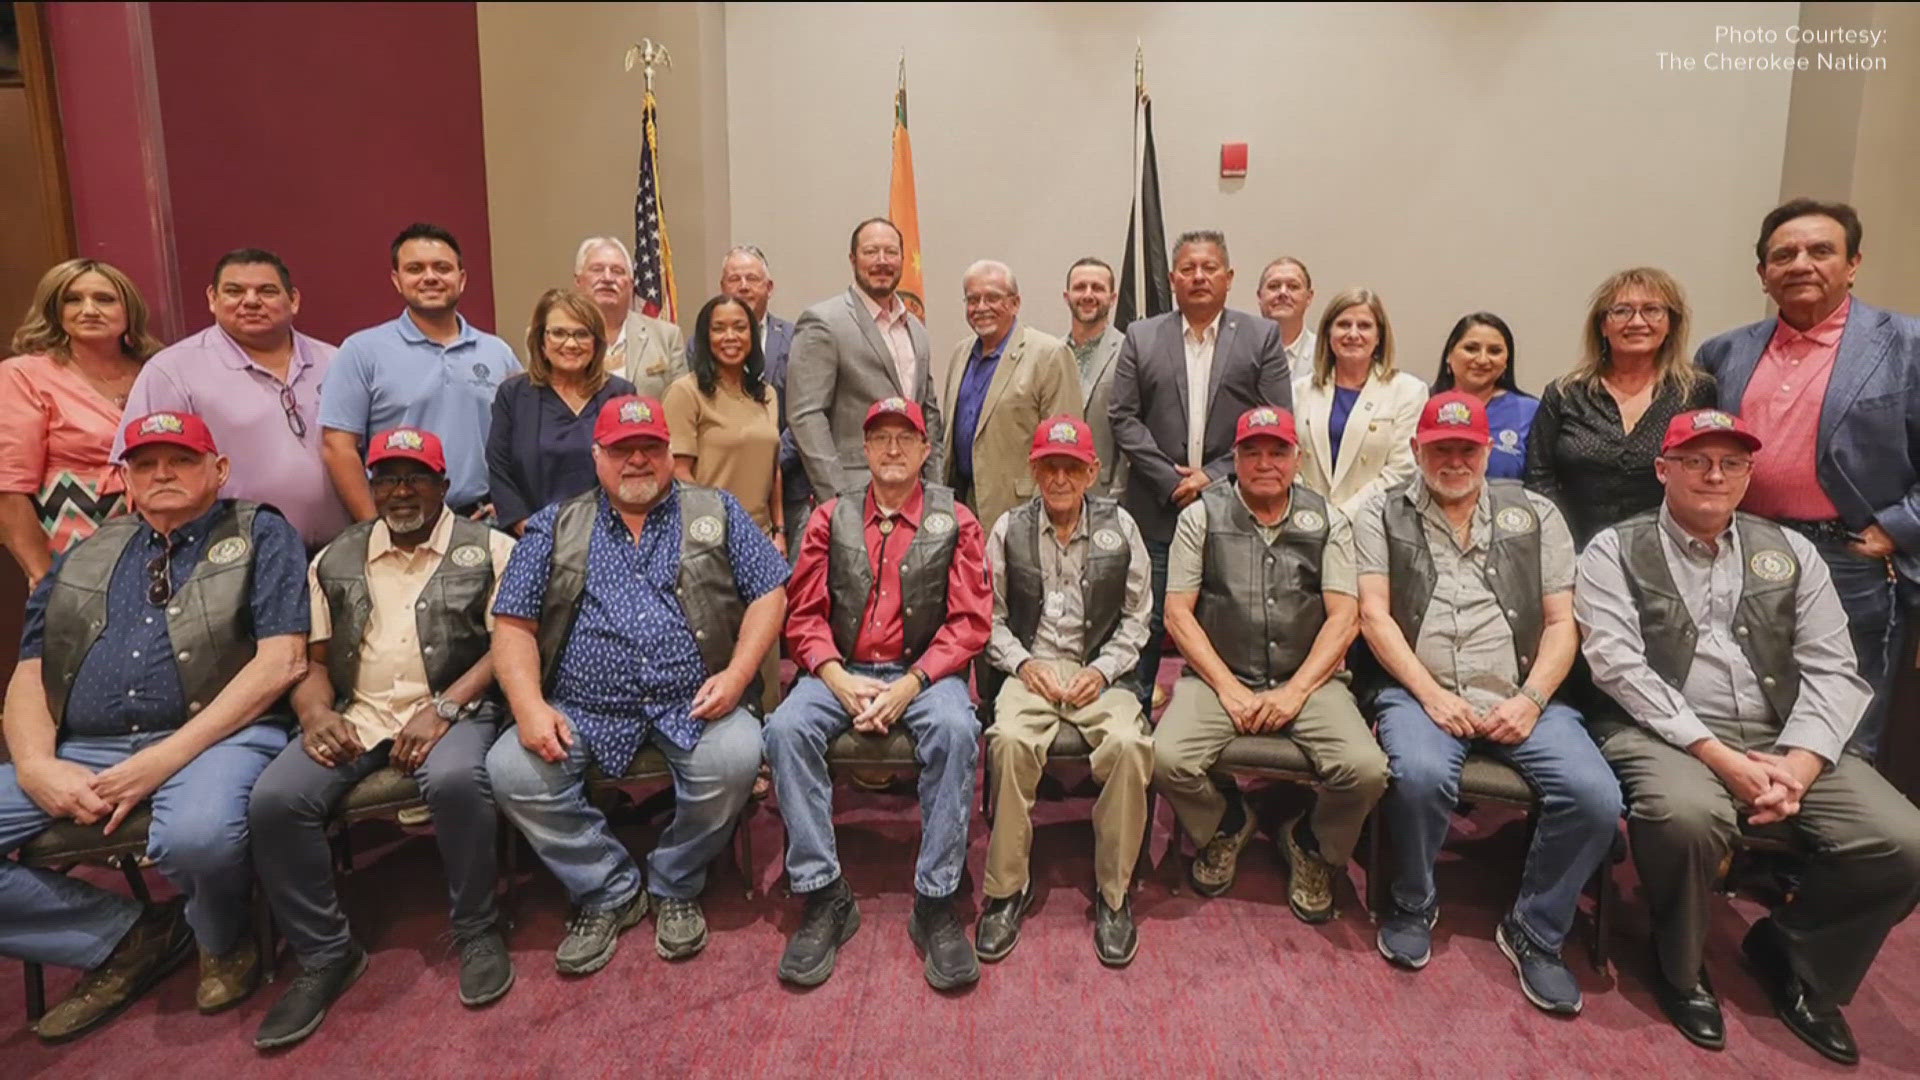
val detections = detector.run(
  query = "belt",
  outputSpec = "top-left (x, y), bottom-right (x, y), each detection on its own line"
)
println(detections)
top-left (1776, 518), bottom-right (1857, 546)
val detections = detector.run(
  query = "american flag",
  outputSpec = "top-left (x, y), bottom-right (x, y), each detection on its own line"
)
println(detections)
top-left (633, 87), bottom-right (678, 322)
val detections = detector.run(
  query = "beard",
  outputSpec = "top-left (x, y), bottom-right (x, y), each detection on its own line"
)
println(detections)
top-left (1425, 471), bottom-right (1481, 502)
top-left (615, 475), bottom-right (665, 506)
top-left (382, 507), bottom-right (429, 534)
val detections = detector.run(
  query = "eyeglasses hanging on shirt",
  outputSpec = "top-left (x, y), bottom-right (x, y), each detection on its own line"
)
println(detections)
top-left (280, 383), bottom-right (307, 439)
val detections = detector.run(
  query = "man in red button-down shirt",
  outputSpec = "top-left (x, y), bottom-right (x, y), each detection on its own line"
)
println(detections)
top-left (766, 396), bottom-right (991, 992)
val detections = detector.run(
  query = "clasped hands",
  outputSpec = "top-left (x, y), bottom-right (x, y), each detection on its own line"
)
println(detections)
top-left (18, 742), bottom-right (192, 835)
top-left (1699, 741), bottom-right (1820, 826)
top-left (1419, 690), bottom-right (1541, 745)
top-left (1219, 680), bottom-right (1309, 735)
top-left (1017, 660), bottom-right (1108, 710)
top-left (822, 662), bottom-right (920, 735)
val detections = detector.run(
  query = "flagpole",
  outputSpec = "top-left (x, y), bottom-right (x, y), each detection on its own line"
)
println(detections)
top-left (623, 37), bottom-right (673, 91)
top-left (1132, 41), bottom-right (1145, 322)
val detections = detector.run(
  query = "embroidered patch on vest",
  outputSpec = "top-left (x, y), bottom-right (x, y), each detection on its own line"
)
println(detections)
top-left (1290, 509), bottom-right (1325, 532)
top-left (922, 512), bottom-right (955, 537)
top-left (689, 515), bottom-right (723, 543)
top-left (450, 544), bottom-right (487, 567)
top-left (206, 536), bottom-right (250, 565)
top-left (1749, 549), bottom-right (1795, 582)
top-left (1093, 527), bottom-right (1124, 551)
top-left (1495, 506), bottom-right (1536, 534)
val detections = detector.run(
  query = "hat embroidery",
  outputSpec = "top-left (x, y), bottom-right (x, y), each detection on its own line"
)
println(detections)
top-left (386, 430), bottom-right (425, 451)
top-left (877, 396), bottom-right (909, 413)
top-left (1691, 411), bottom-right (1736, 431)
top-left (1247, 407), bottom-right (1279, 427)
top-left (140, 414), bottom-right (185, 435)
top-left (1436, 401), bottom-right (1472, 426)
top-left (1047, 421), bottom-right (1079, 444)
top-left (620, 400), bottom-right (653, 424)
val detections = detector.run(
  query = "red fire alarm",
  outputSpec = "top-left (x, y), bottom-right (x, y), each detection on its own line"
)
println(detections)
top-left (1220, 142), bottom-right (1248, 178)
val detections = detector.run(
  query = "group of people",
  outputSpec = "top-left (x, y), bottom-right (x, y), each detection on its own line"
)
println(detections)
top-left (0, 198), bottom-right (1917, 1066)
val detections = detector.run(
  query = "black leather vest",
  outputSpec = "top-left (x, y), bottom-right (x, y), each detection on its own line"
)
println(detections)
top-left (1382, 479), bottom-right (1545, 679)
top-left (1002, 494), bottom-right (1134, 690)
top-left (827, 484), bottom-right (959, 664)
top-left (1195, 482), bottom-right (1331, 688)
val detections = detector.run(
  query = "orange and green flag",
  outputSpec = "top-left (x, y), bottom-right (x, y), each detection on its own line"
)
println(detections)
top-left (889, 60), bottom-right (925, 320)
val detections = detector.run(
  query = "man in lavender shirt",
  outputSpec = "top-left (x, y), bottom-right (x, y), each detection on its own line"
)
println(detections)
top-left (115, 249), bottom-right (347, 550)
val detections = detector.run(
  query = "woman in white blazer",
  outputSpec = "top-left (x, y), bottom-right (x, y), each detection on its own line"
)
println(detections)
top-left (1291, 287), bottom-right (1429, 519)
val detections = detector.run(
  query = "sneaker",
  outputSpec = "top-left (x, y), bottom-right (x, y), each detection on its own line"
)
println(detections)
top-left (972, 885), bottom-right (1032, 962)
top-left (34, 900), bottom-right (192, 1043)
top-left (1190, 806), bottom-right (1258, 897)
top-left (1497, 916), bottom-right (1582, 1014)
top-left (456, 928), bottom-right (514, 1007)
top-left (554, 891), bottom-right (648, 976)
top-left (777, 876), bottom-right (861, 987)
top-left (196, 936), bottom-right (261, 1014)
top-left (1376, 902), bottom-right (1438, 970)
top-left (252, 942), bottom-right (369, 1050)
top-left (1278, 813), bottom-right (1336, 924)
top-left (1094, 895), bottom-right (1138, 968)
top-left (908, 893), bottom-right (981, 990)
top-left (654, 895), bottom-right (709, 960)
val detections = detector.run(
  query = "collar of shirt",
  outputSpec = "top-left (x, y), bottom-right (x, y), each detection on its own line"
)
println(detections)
top-left (1236, 481), bottom-right (1292, 529)
top-left (392, 309), bottom-right (477, 349)
top-left (1182, 310), bottom-right (1223, 346)
top-left (207, 324), bottom-right (316, 384)
top-left (970, 321), bottom-right (1015, 365)
top-left (1041, 503), bottom-right (1092, 550)
top-left (368, 505), bottom-right (455, 564)
top-left (597, 483), bottom-right (683, 543)
top-left (1768, 295), bottom-right (1850, 351)
top-left (1411, 481), bottom-right (1490, 552)
top-left (1658, 501), bottom-right (1733, 561)
top-left (141, 499), bottom-right (230, 551)
top-left (858, 289), bottom-right (908, 328)
top-left (865, 482), bottom-right (925, 529)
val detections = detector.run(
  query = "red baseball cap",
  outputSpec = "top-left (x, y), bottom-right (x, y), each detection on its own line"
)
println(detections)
top-left (1416, 391), bottom-right (1492, 446)
top-left (366, 427), bottom-right (447, 473)
top-left (594, 395), bottom-right (671, 446)
top-left (864, 396), bottom-right (926, 435)
top-left (1662, 409), bottom-right (1763, 454)
top-left (1029, 414), bottom-right (1097, 463)
top-left (1234, 405), bottom-right (1299, 447)
top-left (122, 411), bottom-right (218, 456)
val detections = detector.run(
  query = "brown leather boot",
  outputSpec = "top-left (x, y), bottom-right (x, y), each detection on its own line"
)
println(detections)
top-left (35, 900), bottom-right (193, 1043)
top-left (196, 933), bottom-right (261, 1013)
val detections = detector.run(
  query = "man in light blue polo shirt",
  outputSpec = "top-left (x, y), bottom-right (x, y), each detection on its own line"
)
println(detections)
top-left (319, 223), bottom-right (520, 521)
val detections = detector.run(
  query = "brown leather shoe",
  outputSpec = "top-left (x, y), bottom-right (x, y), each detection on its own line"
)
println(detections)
top-left (197, 934), bottom-right (261, 1014)
top-left (35, 900), bottom-right (193, 1043)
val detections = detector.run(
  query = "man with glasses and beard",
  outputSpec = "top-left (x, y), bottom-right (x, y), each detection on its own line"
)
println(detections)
top-left (248, 428), bottom-right (518, 1048)
top-left (0, 411), bottom-right (309, 1042)
top-left (116, 249), bottom-right (347, 550)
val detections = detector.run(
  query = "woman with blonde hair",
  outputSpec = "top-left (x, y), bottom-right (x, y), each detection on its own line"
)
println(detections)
top-left (486, 288), bottom-right (635, 533)
top-left (0, 259), bottom-right (163, 583)
top-left (1292, 287), bottom-right (1430, 518)
top-left (1524, 267), bottom-right (1717, 547)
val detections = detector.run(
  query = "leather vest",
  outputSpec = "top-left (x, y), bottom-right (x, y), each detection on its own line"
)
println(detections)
top-left (1196, 483), bottom-right (1331, 689)
top-left (1614, 510), bottom-right (1801, 722)
top-left (827, 484), bottom-right (959, 664)
top-left (1002, 494), bottom-right (1133, 690)
top-left (1382, 479), bottom-right (1545, 679)
top-left (41, 501), bottom-right (261, 727)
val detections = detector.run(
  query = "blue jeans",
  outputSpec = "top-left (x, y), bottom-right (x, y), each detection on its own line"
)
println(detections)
top-left (0, 722), bottom-right (290, 968)
top-left (1374, 686), bottom-right (1620, 952)
top-left (1813, 538), bottom-right (1913, 760)
top-left (764, 664), bottom-right (978, 897)
top-left (1132, 537), bottom-right (1172, 713)
top-left (486, 708), bottom-right (760, 907)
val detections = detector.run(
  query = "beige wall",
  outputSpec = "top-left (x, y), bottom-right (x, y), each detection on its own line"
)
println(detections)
top-left (476, 1), bottom-right (729, 357)
top-left (724, 2), bottom-right (1796, 392)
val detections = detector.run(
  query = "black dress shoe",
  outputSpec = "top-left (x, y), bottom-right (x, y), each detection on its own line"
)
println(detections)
top-left (1647, 943), bottom-right (1724, 1050)
top-left (1742, 918), bottom-right (1859, 1066)
top-left (973, 886), bottom-right (1032, 962)
top-left (1094, 895), bottom-right (1137, 967)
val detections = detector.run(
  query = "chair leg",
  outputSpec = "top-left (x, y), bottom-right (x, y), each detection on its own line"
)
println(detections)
top-left (1134, 789), bottom-right (1157, 891)
top-left (254, 885), bottom-right (278, 984)
top-left (734, 805), bottom-right (757, 900)
top-left (115, 854), bottom-right (152, 904)
top-left (497, 813), bottom-right (520, 929)
top-left (1366, 812), bottom-right (1386, 921)
top-left (24, 961), bottom-right (46, 1021)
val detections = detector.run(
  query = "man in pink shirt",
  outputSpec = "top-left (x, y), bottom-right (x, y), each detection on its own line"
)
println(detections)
top-left (116, 249), bottom-right (347, 550)
top-left (1695, 199), bottom-right (1920, 761)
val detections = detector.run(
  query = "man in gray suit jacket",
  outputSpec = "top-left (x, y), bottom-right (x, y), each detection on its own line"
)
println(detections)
top-left (1064, 257), bottom-right (1128, 498)
top-left (1110, 229), bottom-right (1292, 712)
top-left (1695, 198), bottom-right (1920, 761)
top-left (788, 218), bottom-right (945, 498)
top-left (703, 245), bottom-right (804, 558)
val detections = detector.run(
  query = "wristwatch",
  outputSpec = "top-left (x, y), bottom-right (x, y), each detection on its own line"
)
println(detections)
top-left (433, 695), bottom-right (476, 721)
top-left (909, 667), bottom-right (931, 691)
top-left (1518, 686), bottom-right (1549, 712)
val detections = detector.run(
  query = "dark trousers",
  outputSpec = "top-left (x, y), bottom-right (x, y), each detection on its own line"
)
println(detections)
top-left (1810, 537), bottom-right (1916, 761)
top-left (1132, 536), bottom-right (1172, 714)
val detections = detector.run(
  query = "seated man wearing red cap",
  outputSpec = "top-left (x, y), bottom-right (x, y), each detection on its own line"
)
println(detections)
top-left (977, 414), bottom-right (1153, 967)
top-left (485, 396), bottom-right (787, 975)
top-left (249, 427), bottom-right (518, 1049)
top-left (1355, 391), bottom-right (1620, 1016)
top-left (1153, 406), bottom-right (1387, 923)
top-left (766, 396), bottom-right (992, 991)
top-left (1575, 409), bottom-right (1920, 1065)
top-left (0, 411), bottom-right (310, 1042)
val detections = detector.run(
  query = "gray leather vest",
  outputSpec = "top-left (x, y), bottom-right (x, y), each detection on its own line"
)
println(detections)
top-left (827, 484), bottom-right (959, 664)
top-left (1002, 494), bottom-right (1133, 691)
top-left (1382, 479), bottom-right (1545, 679)
top-left (1196, 483), bottom-right (1331, 689)
top-left (1614, 510), bottom-right (1801, 722)
top-left (41, 501), bottom-right (261, 727)
top-left (315, 515), bottom-right (497, 708)
top-left (535, 485), bottom-right (745, 691)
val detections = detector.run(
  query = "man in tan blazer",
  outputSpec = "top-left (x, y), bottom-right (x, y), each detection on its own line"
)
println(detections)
top-left (572, 235), bottom-right (687, 398)
top-left (941, 260), bottom-right (1081, 536)
top-left (1063, 257), bottom-right (1128, 498)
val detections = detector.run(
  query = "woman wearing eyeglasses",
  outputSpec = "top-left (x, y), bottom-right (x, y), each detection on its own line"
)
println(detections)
top-left (0, 259), bottom-right (163, 586)
top-left (1525, 268), bottom-right (1718, 548)
top-left (487, 289), bottom-right (635, 534)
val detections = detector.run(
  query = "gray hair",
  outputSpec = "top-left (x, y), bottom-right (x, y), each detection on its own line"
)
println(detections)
top-left (573, 236), bottom-right (633, 274)
top-left (1173, 229), bottom-right (1230, 267)
top-left (721, 245), bottom-right (771, 275)
top-left (962, 259), bottom-right (1019, 296)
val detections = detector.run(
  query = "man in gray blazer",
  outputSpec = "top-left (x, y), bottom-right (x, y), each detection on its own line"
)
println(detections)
top-left (1063, 257), bottom-right (1128, 498)
top-left (1694, 198), bottom-right (1920, 762)
top-left (705, 245), bottom-right (804, 557)
top-left (788, 218), bottom-right (945, 499)
top-left (1110, 229), bottom-right (1292, 712)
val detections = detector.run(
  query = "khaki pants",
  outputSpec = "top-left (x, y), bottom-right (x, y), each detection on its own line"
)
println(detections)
top-left (1151, 676), bottom-right (1387, 866)
top-left (984, 659), bottom-right (1152, 910)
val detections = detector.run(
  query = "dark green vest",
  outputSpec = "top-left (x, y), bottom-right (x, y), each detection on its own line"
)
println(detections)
top-left (827, 484), bottom-right (959, 664)
top-left (1382, 479), bottom-right (1545, 678)
top-left (41, 501), bottom-right (261, 727)
top-left (1196, 482), bottom-right (1330, 689)
top-left (534, 485), bottom-right (746, 693)
top-left (315, 514), bottom-right (497, 709)
top-left (1614, 510), bottom-right (1801, 722)
top-left (1002, 494), bottom-right (1134, 691)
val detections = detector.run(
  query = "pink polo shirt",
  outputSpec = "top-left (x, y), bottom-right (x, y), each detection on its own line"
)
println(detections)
top-left (1740, 298), bottom-right (1849, 521)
